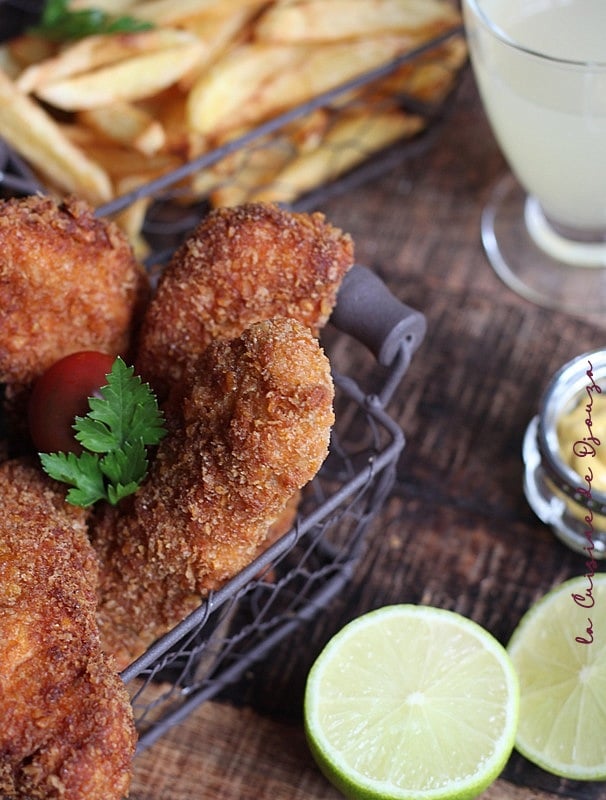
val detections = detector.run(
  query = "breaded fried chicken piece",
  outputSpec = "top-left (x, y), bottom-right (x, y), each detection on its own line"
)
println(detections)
top-left (0, 460), bottom-right (137, 800)
top-left (0, 194), bottom-right (149, 387)
top-left (93, 317), bottom-right (334, 668)
top-left (136, 202), bottom-right (353, 399)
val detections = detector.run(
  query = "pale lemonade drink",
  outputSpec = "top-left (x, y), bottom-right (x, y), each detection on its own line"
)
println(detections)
top-left (464, 0), bottom-right (606, 233)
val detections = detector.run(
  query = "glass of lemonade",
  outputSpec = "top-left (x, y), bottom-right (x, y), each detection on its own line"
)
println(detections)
top-left (462, 0), bottom-right (606, 314)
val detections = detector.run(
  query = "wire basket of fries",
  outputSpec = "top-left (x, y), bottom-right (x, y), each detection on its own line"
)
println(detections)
top-left (0, 0), bottom-right (466, 257)
top-left (117, 262), bottom-right (426, 751)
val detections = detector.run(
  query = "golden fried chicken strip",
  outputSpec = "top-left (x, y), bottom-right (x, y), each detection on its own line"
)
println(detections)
top-left (0, 194), bottom-right (149, 387)
top-left (93, 317), bottom-right (334, 668)
top-left (0, 460), bottom-right (137, 800)
top-left (136, 202), bottom-right (353, 399)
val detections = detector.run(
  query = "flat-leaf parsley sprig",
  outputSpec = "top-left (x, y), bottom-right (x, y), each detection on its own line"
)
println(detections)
top-left (40, 357), bottom-right (166, 507)
top-left (29, 0), bottom-right (153, 42)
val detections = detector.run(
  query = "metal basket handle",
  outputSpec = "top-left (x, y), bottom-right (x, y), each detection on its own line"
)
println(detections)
top-left (331, 264), bottom-right (426, 368)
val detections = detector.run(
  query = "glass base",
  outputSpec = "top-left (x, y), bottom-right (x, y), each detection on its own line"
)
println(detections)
top-left (481, 174), bottom-right (606, 314)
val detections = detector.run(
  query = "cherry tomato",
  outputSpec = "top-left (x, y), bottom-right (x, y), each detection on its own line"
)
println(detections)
top-left (28, 351), bottom-right (116, 453)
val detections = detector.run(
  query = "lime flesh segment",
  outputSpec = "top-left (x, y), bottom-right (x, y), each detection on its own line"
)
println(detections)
top-left (507, 574), bottom-right (606, 781)
top-left (304, 605), bottom-right (519, 800)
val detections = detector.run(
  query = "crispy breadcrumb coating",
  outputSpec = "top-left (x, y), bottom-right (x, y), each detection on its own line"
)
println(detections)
top-left (0, 194), bottom-right (149, 387)
top-left (0, 460), bottom-right (137, 800)
top-left (93, 318), bottom-right (334, 668)
top-left (136, 202), bottom-right (353, 399)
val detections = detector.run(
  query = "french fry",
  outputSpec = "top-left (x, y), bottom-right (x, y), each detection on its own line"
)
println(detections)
top-left (187, 43), bottom-right (301, 137)
top-left (198, 135), bottom-right (294, 207)
top-left (112, 175), bottom-right (154, 260)
top-left (141, 88), bottom-right (196, 158)
top-left (286, 108), bottom-right (331, 154)
top-left (190, 107), bottom-right (329, 205)
top-left (249, 108), bottom-right (425, 205)
top-left (187, 36), bottom-right (428, 137)
top-left (0, 69), bottom-right (112, 205)
top-left (174, 10), bottom-right (260, 93)
top-left (176, 4), bottom-right (265, 80)
top-left (69, 0), bottom-right (138, 11)
top-left (128, 0), bottom-right (266, 26)
top-left (77, 102), bottom-right (166, 155)
top-left (17, 29), bottom-right (203, 94)
top-left (0, 0), bottom-right (466, 243)
top-left (330, 36), bottom-right (467, 110)
top-left (209, 151), bottom-right (290, 207)
top-left (33, 36), bottom-right (207, 111)
top-left (73, 139), bottom-right (181, 182)
top-left (60, 122), bottom-right (102, 149)
top-left (255, 0), bottom-right (460, 43)
top-left (371, 37), bottom-right (467, 102)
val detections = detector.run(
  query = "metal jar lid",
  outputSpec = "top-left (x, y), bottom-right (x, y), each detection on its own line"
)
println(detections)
top-left (523, 348), bottom-right (606, 557)
top-left (538, 349), bottom-right (606, 516)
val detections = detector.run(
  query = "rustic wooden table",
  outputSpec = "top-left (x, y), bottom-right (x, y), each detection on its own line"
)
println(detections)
top-left (128, 71), bottom-right (605, 800)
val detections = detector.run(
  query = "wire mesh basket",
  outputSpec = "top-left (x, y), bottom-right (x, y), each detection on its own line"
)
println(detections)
top-left (0, 16), bottom-right (438, 750)
top-left (0, 127), bottom-right (428, 751)
top-left (119, 263), bottom-right (426, 751)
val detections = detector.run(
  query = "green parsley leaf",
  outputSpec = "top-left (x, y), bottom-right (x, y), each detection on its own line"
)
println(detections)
top-left (99, 438), bottom-right (148, 488)
top-left (74, 358), bottom-right (166, 453)
top-left (40, 356), bottom-right (166, 508)
top-left (40, 450), bottom-right (107, 507)
top-left (30, 0), bottom-right (153, 42)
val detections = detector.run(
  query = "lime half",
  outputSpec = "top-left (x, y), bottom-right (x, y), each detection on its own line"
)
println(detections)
top-left (507, 574), bottom-right (606, 781)
top-left (304, 605), bottom-right (519, 800)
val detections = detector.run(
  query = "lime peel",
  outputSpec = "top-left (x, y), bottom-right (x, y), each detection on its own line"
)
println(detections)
top-left (304, 604), bottom-right (520, 800)
top-left (507, 574), bottom-right (606, 781)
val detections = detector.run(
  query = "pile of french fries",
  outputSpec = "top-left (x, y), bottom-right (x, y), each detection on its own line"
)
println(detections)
top-left (0, 0), bottom-right (466, 254)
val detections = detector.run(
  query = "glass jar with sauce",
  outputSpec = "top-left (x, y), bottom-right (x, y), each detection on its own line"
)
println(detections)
top-left (523, 348), bottom-right (606, 558)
